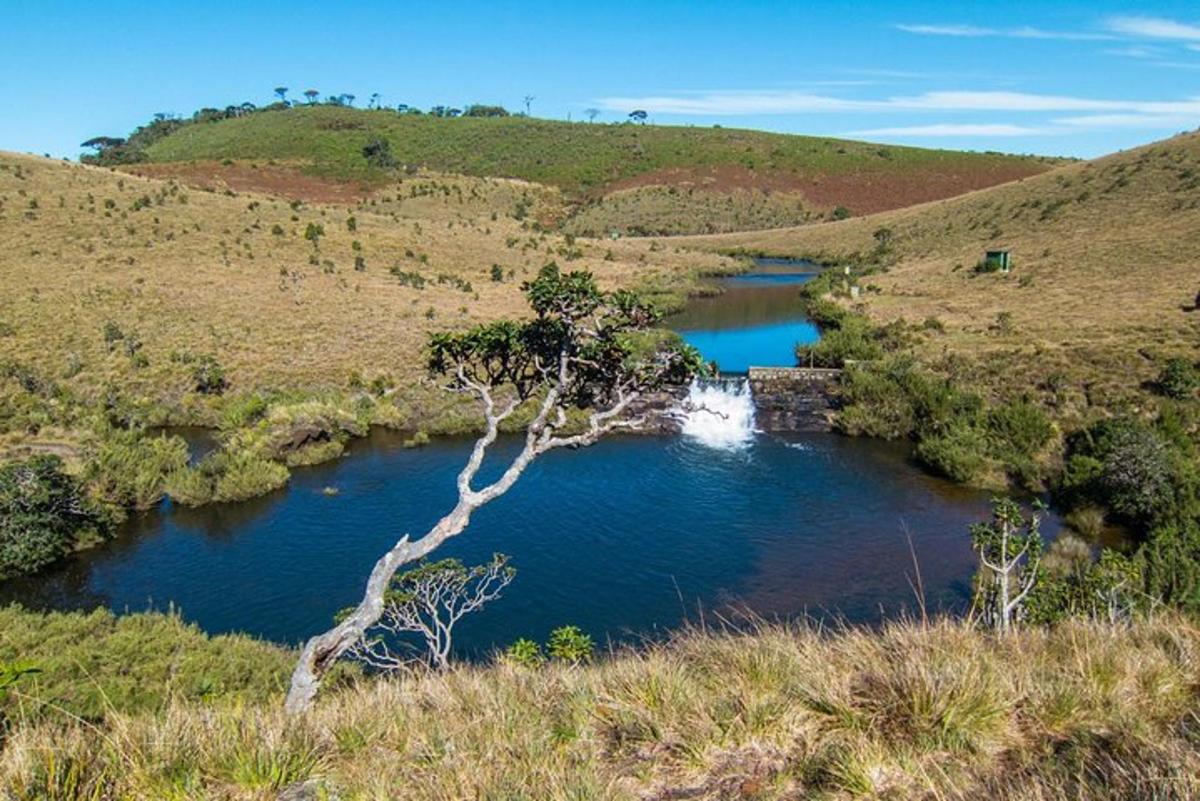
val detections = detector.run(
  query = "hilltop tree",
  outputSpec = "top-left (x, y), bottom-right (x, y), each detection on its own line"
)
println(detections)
top-left (523, 94), bottom-right (535, 116)
top-left (628, 109), bottom-right (648, 124)
top-left (342, 93), bottom-right (356, 107)
top-left (585, 108), bottom-right (601, 123)
top-left (368, 92), bottom-right (381, 109)
top-left (274, 86), bottom-right (288, 104)
top-left (286, 264), bottom-right (704, 712)
top-left (303, 89), bottom-right (319, 105)
top-left (80, 136), bottom-right (126, 153)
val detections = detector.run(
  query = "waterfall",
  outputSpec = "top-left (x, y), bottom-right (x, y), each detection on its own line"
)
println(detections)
top-left (677, 376), bottom-right (757, 449)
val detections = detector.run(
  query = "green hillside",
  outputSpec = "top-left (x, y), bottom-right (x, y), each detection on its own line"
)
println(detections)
top-left (121, 106), bottom-right (1061, 235)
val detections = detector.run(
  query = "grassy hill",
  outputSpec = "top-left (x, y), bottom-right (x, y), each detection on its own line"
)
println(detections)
top-left (126, 105), bottom-right (1059, 235)
top-left (2, 607), bottom-right (1198, 799)
top-left (680, 131), bottom-right (1200, 408)
top-left (0, 151), bottom-right (733, 503)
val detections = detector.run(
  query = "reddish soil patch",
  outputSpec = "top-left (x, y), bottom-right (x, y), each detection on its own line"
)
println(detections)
top-left (125, 162), bottom-right (376, 204)
top-left (604, 163), bottom-right (1051, 215)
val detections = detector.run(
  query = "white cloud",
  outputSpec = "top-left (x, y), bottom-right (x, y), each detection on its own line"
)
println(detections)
top-left (595, 90), bottom-right (1200, 116)
top-left (1102, 46), bottom-right (1164, 58)
top-left (896, 23), bottom-right (1113, 41)
top-left (1105, 16), bottom-right (1200, 41)
top-left (847, 123), bottom-right (1048, 137)
top-left (1052, 113), bottom-right (1199, 129)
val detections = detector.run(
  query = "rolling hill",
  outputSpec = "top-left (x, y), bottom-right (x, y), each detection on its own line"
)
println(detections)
top-left (113, 105), bottom-right (1059, 235)
top-left (680, 130), bottom-right (1200, 407)
top-left (0, 151), bottom-right (733, 459)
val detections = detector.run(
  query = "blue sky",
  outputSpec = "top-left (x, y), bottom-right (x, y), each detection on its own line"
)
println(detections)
top-left (3, 1), bottom-right (1199, 159)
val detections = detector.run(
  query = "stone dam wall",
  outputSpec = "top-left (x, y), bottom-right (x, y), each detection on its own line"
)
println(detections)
top-left (747, 367), bottom-right (841, 432)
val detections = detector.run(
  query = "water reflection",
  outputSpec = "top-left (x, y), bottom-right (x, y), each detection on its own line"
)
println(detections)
top-left (673, 262), bottom-right (819, 373)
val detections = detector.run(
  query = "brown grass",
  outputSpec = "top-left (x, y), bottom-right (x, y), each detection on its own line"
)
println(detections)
top-left (0, 152), bottom-right (734, 449)
top-left (677, 131), bottom-right (1200, 408)
top-left (2, 616), bottom-right (1198, 799)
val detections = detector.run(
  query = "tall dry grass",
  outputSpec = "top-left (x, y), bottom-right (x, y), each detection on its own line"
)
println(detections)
top-left (2, 616), bottom-right (1198, 799)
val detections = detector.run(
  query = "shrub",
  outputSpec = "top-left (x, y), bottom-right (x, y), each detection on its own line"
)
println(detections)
top-left (1060, 417), bottom-right (1197, 527)
top-left (303, 222), bottom-right (324, 245)
top-left (193, 354), bottom-right (228, 395)
top-left (547, 625), bottom-right (594, 664)
top-left (986, 400), bottom-right (1053, 483)
top-left (0, 456), bottom-right (108, 579)
top-left (362, 136), bottom-right (397, 169)
top-left (490, 264), bottom-right (504, 282)
top-left (503, 638), bottom-right (545, 668)
top-left (1138, 521), bottom-right (1200, 612)
top-left (1156, 358), bottom-right (1198, 400)
top-left (168, 449), bottom-right (290, 506)
top-left (830, 205), bottom-right (851, 220)
top-left (916, 423), bottom-right (988, 483)
top-left (85, 428), bottom-right (189, 509)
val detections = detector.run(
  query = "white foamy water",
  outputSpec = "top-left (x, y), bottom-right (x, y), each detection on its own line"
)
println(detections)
top-left (677, 377), bottom-right (757, 449)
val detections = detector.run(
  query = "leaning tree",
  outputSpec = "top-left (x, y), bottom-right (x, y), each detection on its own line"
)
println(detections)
top-left (285, 264), bottom-right (703, 712)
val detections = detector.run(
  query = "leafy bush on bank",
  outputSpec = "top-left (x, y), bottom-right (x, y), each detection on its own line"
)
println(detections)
top-left (0, 457), bottom-right (108, 580)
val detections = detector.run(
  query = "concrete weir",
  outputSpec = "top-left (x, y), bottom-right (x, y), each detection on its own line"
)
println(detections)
top-left (747, 367), bottom-right (842, 432)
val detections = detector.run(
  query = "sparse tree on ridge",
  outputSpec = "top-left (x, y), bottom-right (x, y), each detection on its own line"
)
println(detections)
top-left (369, 92), bottom-right (381, 109)
top-left (81, 136), bottom-right (126, 153)
top-left (524, 94), bottom-right (535, 116)
top-left (274, 86), bottom-right (288, 104)
top-left (585, 108), bottom-right (601, 123)
top-left (285, 264), bottom-right (704, 712)
top-left (629, 109), bottom-right (648, 124)
top-left (303, 89), bottom-right (319, 105)
top-left (342, 93), bottom-right (356, 107)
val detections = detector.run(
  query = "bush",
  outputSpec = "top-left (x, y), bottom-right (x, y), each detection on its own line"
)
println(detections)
top-left (167, 449), bottom-right (290, 506)
top-left (503, 638), bottom-right (545, 668)
top-left (0, 456), bottom-right (108, 579)
top-left (1060, 417), bottom-right (1198, 528)
top-left (547, 625), bottom-right (594, 664)
top-left (193, 354), bottom-right (228, 395)
top-left (85, 428), bottom-right (190, 509)
top-left (1156, 358), bottom-right (1198, 400)
top-left (362, 136), bottom-right (397, 169)
top-left (1138, 521), bottom-right (1200, 612)
top-left (916, 423), bottom-right (989, 483)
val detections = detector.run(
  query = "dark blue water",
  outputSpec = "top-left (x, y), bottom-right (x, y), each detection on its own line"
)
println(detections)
top-left (0, 430), bottom-right (1010, 652)
top-left (673, 261), bottom-right (820, 373)
top-left (0, 260), bottom-right (1051, 655)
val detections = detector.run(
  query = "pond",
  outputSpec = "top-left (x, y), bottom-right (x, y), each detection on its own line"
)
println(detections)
top-left (0, 260), bottom-right (1054, 655)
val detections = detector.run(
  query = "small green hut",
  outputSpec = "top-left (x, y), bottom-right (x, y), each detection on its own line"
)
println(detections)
top-left (984, 249), bottom-right (1012, 273)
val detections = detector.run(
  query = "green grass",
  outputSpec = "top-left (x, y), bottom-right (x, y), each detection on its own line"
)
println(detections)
top-left (2, 610), bottom-right (1199, 799)
top-left (141, 105), bottom-right (1057, 196)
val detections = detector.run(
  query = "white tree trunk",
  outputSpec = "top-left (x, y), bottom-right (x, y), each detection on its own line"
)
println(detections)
top-left (284, 382), bottom-right (641, 713)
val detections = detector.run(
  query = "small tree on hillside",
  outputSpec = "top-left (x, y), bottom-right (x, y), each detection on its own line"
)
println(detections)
top-left (286, 264), bottom-right (704, 711)
top-left (274, 86), bottom-right (288, 104)
top-left (303, 89), bottom-right (319, 105)
top-left (628, 109), bottom-right (648, 124)
top-left (523, 94), bottom-right (535, 116)
top-left (585, 108), bottom-right (601, 123)
top-left (345, 554), bottom-right (515, 671)
top-left (971, 498), bottom-right (1045, 633)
